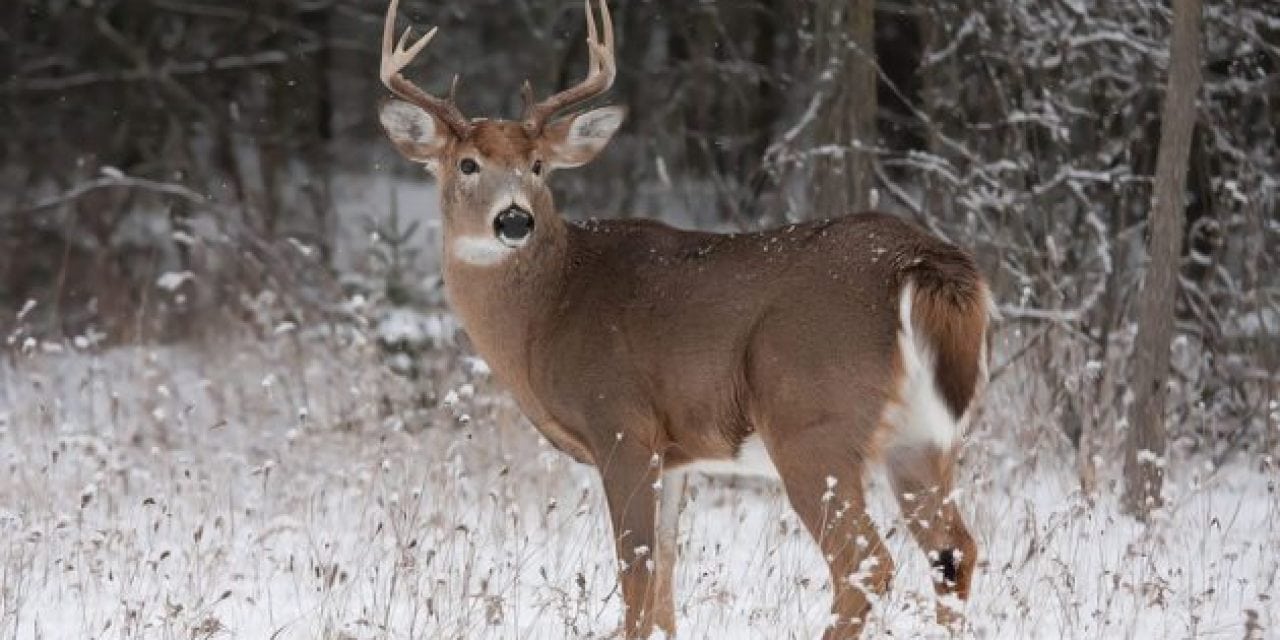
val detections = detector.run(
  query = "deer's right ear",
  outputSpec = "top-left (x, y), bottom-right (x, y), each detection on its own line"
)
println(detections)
top-left (379, 99), bottom-right (452, 164)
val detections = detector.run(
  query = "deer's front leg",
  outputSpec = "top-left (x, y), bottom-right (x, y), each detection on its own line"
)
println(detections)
top-left (598, 444), bottom-right (674, 638)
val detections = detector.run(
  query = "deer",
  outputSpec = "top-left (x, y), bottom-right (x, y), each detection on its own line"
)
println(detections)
top-left (376, 1), bottom-right (993, 637)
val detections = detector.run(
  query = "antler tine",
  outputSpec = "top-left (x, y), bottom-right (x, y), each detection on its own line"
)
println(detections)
top-left (584, 0), bottom-right (599, 70)
top-left (380, 0), bottom-right (470, 137)
top-left (522, 0), bottom-right (617, 133)
top-left (599, 0), bottom-right (614, 66)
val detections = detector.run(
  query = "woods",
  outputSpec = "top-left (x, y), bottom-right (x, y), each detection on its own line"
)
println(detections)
top-left (2, 0), bottom-right (1277, 496)
top-left (3, 2), bottom-right (1280, 638)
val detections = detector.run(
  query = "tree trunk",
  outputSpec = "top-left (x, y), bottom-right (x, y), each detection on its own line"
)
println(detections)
top-left (1123, 0), bottom-right (1203, 519)
top-left (303, 3), bottom-right (335, 266)
top-left (812, 0), bottom-right (877, 218)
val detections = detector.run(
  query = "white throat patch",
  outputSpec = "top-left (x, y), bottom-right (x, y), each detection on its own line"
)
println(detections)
top-left (451, 235), bottom-right (514, 267)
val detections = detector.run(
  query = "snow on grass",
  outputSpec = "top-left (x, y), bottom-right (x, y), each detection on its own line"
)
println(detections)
top-left (0, 334), bottom-right (1276, 639)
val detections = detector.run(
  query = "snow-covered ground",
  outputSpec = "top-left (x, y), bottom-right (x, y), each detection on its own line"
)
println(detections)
top-left (1, 333), bottom-right (1276, 639)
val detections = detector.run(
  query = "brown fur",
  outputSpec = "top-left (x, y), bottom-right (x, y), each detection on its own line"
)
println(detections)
top-left (898, 245), bottom-right (989, 419)
top-left (376, 5), bottom-right (991, 633)
top-left (438, 207), bottom-right (990, 638)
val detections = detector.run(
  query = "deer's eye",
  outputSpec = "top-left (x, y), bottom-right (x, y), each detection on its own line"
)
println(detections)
top-left (531, 159), bottom-right (544, 176)
top-left (459, 158), bottom-right (480, 175)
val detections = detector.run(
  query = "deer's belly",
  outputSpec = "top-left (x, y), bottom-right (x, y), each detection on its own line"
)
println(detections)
top-left (671, 434), bottom-right (780, 480)
top-left (530, 418), bottom-right (595, 466)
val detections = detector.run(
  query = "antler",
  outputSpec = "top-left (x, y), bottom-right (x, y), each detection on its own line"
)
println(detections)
top-left (522, 0), bottom-right (617, 134)
top-left (380, 0), bottom-right (470, 137)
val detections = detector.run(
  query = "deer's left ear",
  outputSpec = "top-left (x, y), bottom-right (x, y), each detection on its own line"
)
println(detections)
top-left (542, 106), bottom-right (626, 169)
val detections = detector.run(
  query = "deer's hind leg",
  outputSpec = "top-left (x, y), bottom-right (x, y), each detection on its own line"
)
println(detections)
top-left (652, 469), bottom-right (687, 633)
top-left (885, 445), bottom-right (977, 629)
top-left (766, 422), bottom-right (895, 640)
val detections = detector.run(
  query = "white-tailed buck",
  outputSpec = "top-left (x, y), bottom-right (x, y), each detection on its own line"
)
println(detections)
top-left (377, 1), bottom-right (993, 637)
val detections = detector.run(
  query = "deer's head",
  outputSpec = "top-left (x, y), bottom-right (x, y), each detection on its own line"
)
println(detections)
top-left (378, 0), bottom-right (624, 267)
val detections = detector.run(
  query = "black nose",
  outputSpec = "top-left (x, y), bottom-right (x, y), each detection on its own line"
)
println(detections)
top-left (494, 205), bottom-right (534, 245)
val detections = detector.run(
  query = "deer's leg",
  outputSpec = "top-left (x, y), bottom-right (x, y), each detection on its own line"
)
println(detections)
top-left (653, 469), bottom-right (687, 633)
top-left (769, 430), bottom-right (894, 640)
top-left (885, 446), bottom-right (977, 629)
top-left (598, 445), bottom-right (675, 638)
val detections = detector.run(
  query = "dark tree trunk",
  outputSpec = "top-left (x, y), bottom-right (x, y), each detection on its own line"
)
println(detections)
top-left (301, 3), bottom-right (335, 265)
top-left (1123, 0), bottom-right (1204, 519)
top-left (812, 0), bottom-right (877, 218)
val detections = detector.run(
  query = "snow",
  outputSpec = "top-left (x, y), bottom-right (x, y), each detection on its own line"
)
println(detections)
top-left (156, 270), bottom-right (195, 293)
top-left (1224, 308), bottom-right (1280, 339)
top-left (0, 338), bottom-right (1276, 639)
top-left (376, 308), bottom-right (456, 351)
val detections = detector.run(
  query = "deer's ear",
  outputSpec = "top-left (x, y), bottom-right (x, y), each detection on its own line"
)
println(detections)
top-left (542, 106), bottom-right (626, 169)
top-left (379, 99), bottom-right (452, 164)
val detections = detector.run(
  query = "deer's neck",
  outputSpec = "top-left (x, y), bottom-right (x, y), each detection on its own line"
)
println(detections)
top-left (440, 217), bottom-right (569, 419)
